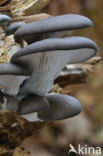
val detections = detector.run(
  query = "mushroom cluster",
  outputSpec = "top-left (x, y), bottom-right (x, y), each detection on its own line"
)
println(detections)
top-left (0, 14), bottom-right (97, 121)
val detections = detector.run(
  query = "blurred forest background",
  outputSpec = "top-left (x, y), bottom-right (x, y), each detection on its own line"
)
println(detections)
top-left (22, 1), bottom-right (103, 156)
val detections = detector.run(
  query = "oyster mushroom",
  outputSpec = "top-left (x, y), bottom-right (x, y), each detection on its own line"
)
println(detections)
top-left (14, 14), bottom-right (93, 44)
top-left (11, 37), bottom-right (97, 96)
top-left (0, 14), bottom-right (11, 22)
top-left (6, 22), bottom-right (26, 45)
top-left (6, 22), bottom-right (25, 35)
top-left (0, 14), bottom-right (98, 122)
top-left (0, 14), bottom-right (11, 33)
top-left (38, 93), bottom-right (82, 121)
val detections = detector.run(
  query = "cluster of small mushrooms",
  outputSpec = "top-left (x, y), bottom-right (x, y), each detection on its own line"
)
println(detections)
top-left (0, 14), bottom-right (97, 121)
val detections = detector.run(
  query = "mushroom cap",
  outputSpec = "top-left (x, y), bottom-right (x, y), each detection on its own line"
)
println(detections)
top-left (17, 95), bottom-right (49, 115)
top-left (0, 63), bottom-right (30, 96)
top-left (11, 37), bottom-right (97, 60)
top-left (0, 14), bottom-right (11, 22)
top-left (6, 22), bottom-right (25, 35)
top-left (14, 14), bottom-right (93, 44)
top-left (10, 37), bottom-right (97, 96)
top-left (0, 13), bottom-right (98, 122)
top-left (38, 93), bottom-right (82, 121)
top-left (15, 14), bottom-right (93, 39)
top-left (0, 63), bottom-right (30, 75)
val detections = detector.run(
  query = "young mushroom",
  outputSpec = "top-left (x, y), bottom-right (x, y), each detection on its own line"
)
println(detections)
top-left (0, 14), bottom-right (98, 122)
top-left (6, 22), bottom-right (25, 35)
top-left (6, 22), bottom-right (26, 45)
top-left (0, 14), bottom-right (11, 33)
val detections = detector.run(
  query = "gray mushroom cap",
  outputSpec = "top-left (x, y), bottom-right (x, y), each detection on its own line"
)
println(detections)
top-left (6, 22), bottom-right (25, 35)
top-left (15, 14), bottom-right (93, 39)
top-left (11, 37), bottom-right (97, 63)
top-left (38, 93), bottom-right (82, 121)
top-left (17, 95), bottom-right (49, 115)
top-left (0, 63), bottom-right (30, 75)
top-left (0, 14), bottom-right (11, 33)
top-left (0, 14), bottom-right (11, 22)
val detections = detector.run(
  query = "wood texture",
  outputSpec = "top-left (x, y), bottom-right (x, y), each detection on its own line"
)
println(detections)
top-left (0, 0), bottom-right (50, 17)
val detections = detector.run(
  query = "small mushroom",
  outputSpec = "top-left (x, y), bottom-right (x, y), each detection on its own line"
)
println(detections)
top-left (0, 63), bottom-right (30, 96)
top-left (38, 93), bottom-right (82, 121)
top-left (0, 62), bottom-right (30, 75)
top-left (0, 14), bottom-right (11, 22)
top-left (6, 22), bottom-right (25, 35)
top-left (0, 14), bottom-right (11, 33)
top-left (14, 14), bottom-right (93, 44)
top-left (17, 95), bottom-right (49, 115)
top-left (10, 37), bottom-right (97, 96)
